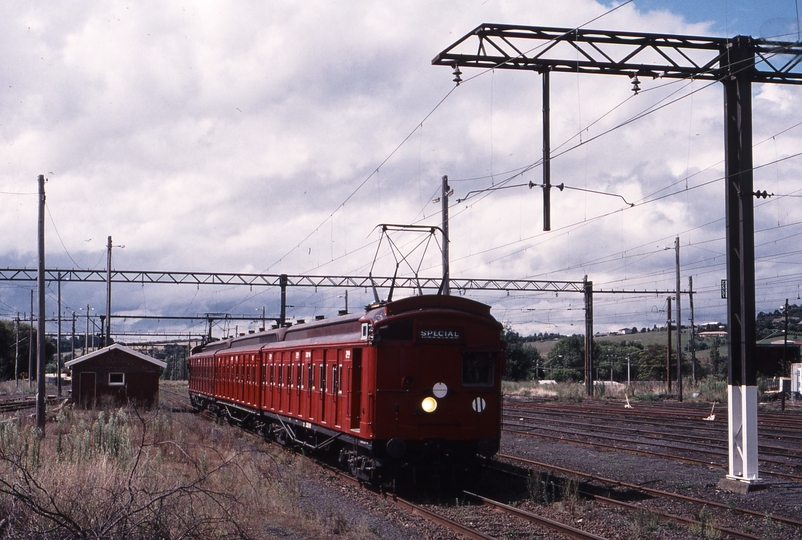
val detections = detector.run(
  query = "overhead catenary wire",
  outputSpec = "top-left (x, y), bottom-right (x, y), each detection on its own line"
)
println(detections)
top-left (263, 1), bottom-right (638, 276)
top-left (288, 19), bottom-right (802, 290)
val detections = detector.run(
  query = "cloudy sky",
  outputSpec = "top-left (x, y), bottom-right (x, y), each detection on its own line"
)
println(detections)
top-left (2, 1), bottom-right (801, 341)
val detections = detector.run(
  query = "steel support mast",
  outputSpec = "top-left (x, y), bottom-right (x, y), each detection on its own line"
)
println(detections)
top-left (433, 24), bottom-right (802, 485)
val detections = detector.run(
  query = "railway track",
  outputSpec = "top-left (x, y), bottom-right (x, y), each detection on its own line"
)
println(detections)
top-left (505, 404), bottom-right (802, 459)
top-left (504, 400), bottom-right (802, 481)
top-left (0, 395), bottom-right (64, 414)
top-left (493, 453), bottom-right (802, 539)
top-left (164, 386), bottom-right (802, 538)
top-left (163, 385), bottom-right (618, 538)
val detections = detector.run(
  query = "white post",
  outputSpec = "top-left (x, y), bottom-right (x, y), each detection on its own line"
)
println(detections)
top-left (727, 385), bottom-right (759, 482)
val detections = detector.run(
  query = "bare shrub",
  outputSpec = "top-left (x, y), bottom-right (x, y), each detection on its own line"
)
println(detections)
top-left (0, 406), bottom-right (330, 539)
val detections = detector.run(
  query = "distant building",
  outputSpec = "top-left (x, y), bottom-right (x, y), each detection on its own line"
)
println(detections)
top-left (65, 343), bottom-right (167, 408)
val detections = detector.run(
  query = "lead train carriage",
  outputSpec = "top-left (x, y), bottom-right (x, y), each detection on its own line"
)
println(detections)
top-left (188, 294), bottom-right (505, 484)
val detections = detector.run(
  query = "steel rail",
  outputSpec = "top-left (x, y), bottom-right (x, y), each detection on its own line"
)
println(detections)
top-left (503, 420), bottom-right (802, 474)
top-left (386, 496), bottom-right (496, 540)
top-left (463, 491), bottom-right (607, 540)
top-left (505, 400), bottom-right (802, 434)
top-left (0, 396), bottom-right (61, 414)
top-left (168, 387), bottom-right (499, 540)
top-left (503, 425), bottom-right (802, 481)
top-left (503, 409), bottom-right (802, 459)
top-left (477, 469), bottom-right (764, 540)
top-left (504, 402), bottom-right (802, 447)
top-left (497, 453), bottom-right (802, 529)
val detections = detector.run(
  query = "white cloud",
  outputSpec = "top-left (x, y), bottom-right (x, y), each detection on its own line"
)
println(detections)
top-left (0, 0), bottom-right (800, 338)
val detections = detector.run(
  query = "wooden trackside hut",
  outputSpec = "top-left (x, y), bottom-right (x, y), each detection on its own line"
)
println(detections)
top-left (65, 344), bottom-right (167, 408)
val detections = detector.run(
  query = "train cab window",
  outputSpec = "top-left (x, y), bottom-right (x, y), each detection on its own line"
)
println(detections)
top-left (462, 352), bottom-right (494, 387)
top-left (376, 319), bottom-right (413, 341)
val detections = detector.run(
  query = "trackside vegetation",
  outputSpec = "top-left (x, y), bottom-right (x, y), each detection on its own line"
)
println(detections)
top-left (0, 397), bottom-right (374, 539)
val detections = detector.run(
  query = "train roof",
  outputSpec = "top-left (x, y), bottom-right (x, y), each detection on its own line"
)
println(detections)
top-left (365, 294), bottom-right (497, 323)
top-left (194, 294), bottom-right (498, 355)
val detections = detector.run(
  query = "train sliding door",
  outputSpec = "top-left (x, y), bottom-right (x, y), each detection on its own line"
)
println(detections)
top-left (348, 348), bottom-right (362, 431)
top-left (311, 349), bottom-right (324, 422)
top-left (323, 349), bottom-right (338, 427)
top-left (299, 351), bottom-right (312, 419)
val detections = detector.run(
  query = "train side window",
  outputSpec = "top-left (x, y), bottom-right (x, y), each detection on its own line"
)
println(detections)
top-left (278, 363), bottom-right (283, 386)
top-left (462, 352), bottom-right (494, 387)
top-left (307, 363), bottom-right (313, 389)
top-left (319, 365), bottom-right (325, 392)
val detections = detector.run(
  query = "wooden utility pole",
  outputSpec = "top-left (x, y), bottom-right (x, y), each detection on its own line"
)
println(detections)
top-left (441, 175), bottom-right (450, 295)
top-left (106, 236), bottom-right (112, 346)
top-left (71, 311), bottom-right (76, 362)
top-left (29, 291), bottom-right (34, 386)
top-left (666, 296), bottom-right (672, 394)
top-left (14, 314), bottom-right (19, 388)
top-left (584, 276), bottom-right (594, 396)
top-left (689, 276), bottom-right (697, 383)
top-left (36, 174), bottom-right (46, 433)
top-left (675, 237), bottom-right (682, 402)
top-left (57, 273), bottom-right (62, 397)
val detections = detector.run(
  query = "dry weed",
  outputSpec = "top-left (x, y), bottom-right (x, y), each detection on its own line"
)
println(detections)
top-left (0, 405), bottom-right (344, 539)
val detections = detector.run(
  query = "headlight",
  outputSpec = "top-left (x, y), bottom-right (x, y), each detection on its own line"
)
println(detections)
top-left (421, 396), bottom-right (438, 413)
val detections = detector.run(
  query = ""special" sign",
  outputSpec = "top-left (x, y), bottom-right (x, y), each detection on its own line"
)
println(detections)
top-left (419, 328), bottom-right (462, 340)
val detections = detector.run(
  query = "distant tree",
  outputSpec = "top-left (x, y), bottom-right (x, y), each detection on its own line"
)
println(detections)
top-left (0, 320), bottom-right (55, 380)
top-left (596, 340), bottom-right (644, 382)
top-left (545, 334), bottom-right (605, 381)
top-left (502, 328), bottom-right (542, 381)
top-left (547, 335), bottom-right (585, 373)
top-left (635, 344), bottom-right (671, 381)
top-left (709, 337), bottom-right (725, 378)
top-left (0, 319), bottom-right (18, 380)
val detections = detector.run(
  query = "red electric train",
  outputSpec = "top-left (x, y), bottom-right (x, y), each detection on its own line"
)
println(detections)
top-left (188, 294), bottom-right (505, 484)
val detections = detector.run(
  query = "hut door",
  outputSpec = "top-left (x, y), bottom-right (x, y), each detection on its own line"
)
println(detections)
top-left (80, 372), bottom-right (96, 408)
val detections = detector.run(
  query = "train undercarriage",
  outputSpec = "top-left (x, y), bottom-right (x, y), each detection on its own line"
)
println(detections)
top-left (189, 392), bottom-right (494, 489)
